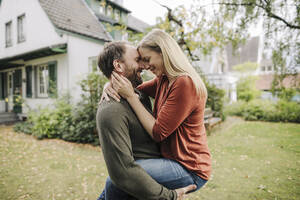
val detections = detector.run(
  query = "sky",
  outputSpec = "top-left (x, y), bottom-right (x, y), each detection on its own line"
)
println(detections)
top-left (123, 0), bottom-right (194, 25)
top-left (122, 0), bottom-right (262, 36)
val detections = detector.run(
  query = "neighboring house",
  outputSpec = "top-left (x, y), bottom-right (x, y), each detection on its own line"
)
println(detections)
top-left (256, 72), bottom-right (300, 101)
top-left (196, 36), bottom-right (263, 102)
top-left (197, 35), bottom-right (300, 103)
top-left (86, 0), bottom-right (149, 40)
top-left (0, 0), bottom-right (113, 117)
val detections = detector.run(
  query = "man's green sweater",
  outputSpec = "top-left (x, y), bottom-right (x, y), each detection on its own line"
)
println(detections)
top-left (96, 93), bottom-right (177, 200)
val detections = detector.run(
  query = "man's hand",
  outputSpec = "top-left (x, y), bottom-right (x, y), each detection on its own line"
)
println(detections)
top-left (175, 184), bottom-right (197, 200)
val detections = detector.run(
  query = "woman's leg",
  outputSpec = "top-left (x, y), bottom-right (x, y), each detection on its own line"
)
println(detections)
top-left (135, 158), bottom-right (207, 191)
top-left (99, 158), bottom-right (207, 199)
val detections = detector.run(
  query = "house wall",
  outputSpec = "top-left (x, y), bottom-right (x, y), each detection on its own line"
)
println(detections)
top-left (23, 53), bottom-right (68, 113)
top-left (0, 53), bottom-right (68, 113)
top-left (0, 0), bottom-right (106, 114)
top-left (0, 0), bottom-right (66, 59)
top-left (67, 35), bottom-right (104, 102)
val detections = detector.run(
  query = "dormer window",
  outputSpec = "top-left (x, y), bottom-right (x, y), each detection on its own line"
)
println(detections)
top-left (5, 21), bottom-right (12, 47)
top-left (106, 5), bottom-right (113, 17)
top-left (18, 14), bottom-right (26, 43)
top-left (99, 4), bottom-right (105, 13)
top-left (114, 9), bottom-right (120, 21)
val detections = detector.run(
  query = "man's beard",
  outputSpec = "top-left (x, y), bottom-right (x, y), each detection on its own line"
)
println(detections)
top-left (126, 68), bottom-right (143, 88)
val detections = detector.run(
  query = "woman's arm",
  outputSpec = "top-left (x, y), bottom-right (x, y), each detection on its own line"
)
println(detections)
top-left (127, 95), bottom-right (156, 138)
top-left (136, 78), bottom-right (158, 98)
top-left (112, 73), bottom-right (198, 142)
top-left (112, 72), bottom-right (156, 138)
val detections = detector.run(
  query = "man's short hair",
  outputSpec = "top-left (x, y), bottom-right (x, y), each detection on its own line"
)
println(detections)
top-left (98, 41), bottom-right (129, 78)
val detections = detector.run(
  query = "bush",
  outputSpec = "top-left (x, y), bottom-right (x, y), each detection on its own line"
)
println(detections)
top-left (62, 100), bottom-right (99, 145)
top-left (275, 100), bottom-right (300, 122)
top-left (224, 101), bottom-right (247, 117)
top-left (28, 95), bottom-right (73, 139)
top-left (14, 121), bottom-right (33, 135)
top-left (206, 82), bottom-right (225, 119)
top-left (225, 99), bottom-right (300, 123)
top-left (14, 72), bottom-right (107, 145)
top-left (237, 76), bottom-right (261, 102)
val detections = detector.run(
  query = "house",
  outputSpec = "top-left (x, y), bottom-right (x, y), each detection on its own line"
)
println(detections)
top-left (195, 36), bottom-right (262, 102)
top-left (0, 0), bottom-right (149, 122)
top-left (86, 0), bottom-right (149, 40)
top-left (256, 71), bottom-right (300, 101)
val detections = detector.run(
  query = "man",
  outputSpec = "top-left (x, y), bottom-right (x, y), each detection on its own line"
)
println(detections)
top-left (96, 41), bottom-right (195, 200)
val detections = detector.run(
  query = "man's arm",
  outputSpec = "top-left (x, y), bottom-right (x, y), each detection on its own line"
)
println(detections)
top-left (96, 104), bottom-right (177, 200)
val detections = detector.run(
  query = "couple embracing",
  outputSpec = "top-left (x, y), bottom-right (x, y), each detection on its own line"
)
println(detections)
top-left (96, 29), bottom-right (211, 200)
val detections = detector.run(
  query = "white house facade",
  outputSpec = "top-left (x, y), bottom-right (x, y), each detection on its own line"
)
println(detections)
top-left (0, 0), bottom-right (112, 118)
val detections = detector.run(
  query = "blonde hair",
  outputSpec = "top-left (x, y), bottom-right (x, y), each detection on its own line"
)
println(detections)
top-left (138, 29), bottom-right (207, 98)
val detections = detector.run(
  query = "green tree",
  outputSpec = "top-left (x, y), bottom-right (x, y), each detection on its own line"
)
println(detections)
top-left (153, 0), bottom-right (299, 92)
top-left (237, 76), bottom-right (261, 102)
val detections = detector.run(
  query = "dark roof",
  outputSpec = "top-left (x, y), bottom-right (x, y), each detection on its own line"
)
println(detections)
top-left (127, 15), bottom-right (150, 32)
top-left (226, 37), bottom-right (259, 71)
top-left (95, 13), bottom-right (150, 33)
top-left (96, 13), bottom-right (117, 25)
top-left (39, 0), bottom-right (111, 41)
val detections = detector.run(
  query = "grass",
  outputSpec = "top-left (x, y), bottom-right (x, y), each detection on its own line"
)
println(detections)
top-left (0, 117), bottom-right (299, 200)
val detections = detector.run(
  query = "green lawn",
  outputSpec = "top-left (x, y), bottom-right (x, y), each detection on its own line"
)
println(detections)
top-left (0, 118), bottom-right (299, 200)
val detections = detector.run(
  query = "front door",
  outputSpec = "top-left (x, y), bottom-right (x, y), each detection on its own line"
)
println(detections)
top-left (7, 72), bottom-right (13, 112)
top-left (7, 69), bottom-right (22, 113)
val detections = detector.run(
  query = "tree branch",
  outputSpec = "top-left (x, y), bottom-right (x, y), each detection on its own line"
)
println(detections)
top-left (153, 0), bottom-right (200, 61)
top-left (219, 2), bottom-right (300, 29)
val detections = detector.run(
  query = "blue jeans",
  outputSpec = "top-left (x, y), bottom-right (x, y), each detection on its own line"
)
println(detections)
top-left (97, 158), bottom-right (207, 200)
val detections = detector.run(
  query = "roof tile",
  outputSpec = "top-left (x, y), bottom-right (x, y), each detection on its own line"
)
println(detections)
top-left (39, 0), bottom-right (111, 41)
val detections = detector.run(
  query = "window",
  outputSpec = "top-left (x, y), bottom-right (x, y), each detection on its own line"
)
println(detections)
top-left (37, 64), bottom-right (49, 97)
top-left (261, 66), bottom-right (265, 71)
top-left (121, 12), bottom-right (127, 23)
top-left (26, 66), bottom-right (32, 98)
top-left (106, 6), bottom-right (113, 17)
top-left (99, 5), bottom-right (105, 13)
top-left (267, 66), bottom-right (272, 71)
top-left (88, 57), bottom-right (98, 72)
top-left (18, 14), bottom-right (26, 43)
top-left (5, 21), bottom-right (12, 47)
top-left (114, 9), bottom-right (120, 21)
top-left (0, 73), bottom-right (3, 100)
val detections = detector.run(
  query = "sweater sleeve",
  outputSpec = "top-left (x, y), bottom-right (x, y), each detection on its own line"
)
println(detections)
top-left (152, 76), bottom-right (196, 142)
top-left (136, 78), bottom-right (158, 98)
top-left (96, 104), bottom-right (177, 200)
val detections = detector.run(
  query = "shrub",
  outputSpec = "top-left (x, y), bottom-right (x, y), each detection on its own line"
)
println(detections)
top-left (29, 95), bottom-right (73, 139)
top-left (206, 81), bottom-right (225, 119)
top-left (237, 76), bottom-right (261, 102)
top-left (13, 121), bottom-right (33, 135)
top-left (14, 72), bottom-right (107, 145)
top-left (225, 99), bottom-right (300, 123)
top-left (276, 100), bottom-right (300, 123)
top-left (224, 101), bottom-right (247, 116)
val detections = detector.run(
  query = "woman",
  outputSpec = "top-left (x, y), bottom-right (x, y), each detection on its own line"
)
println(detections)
top-left (105, 29), bottom-right (211, 198)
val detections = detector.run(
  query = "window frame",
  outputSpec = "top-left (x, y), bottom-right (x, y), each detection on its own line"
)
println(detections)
top-left (17, 14), bottom-right (26, 43)
top-left (5, 21), bottom-right (13, 47)
top-left (88, 56), bottom-right (99, 72)
top-left (36, 64), bottom-right (49, 98)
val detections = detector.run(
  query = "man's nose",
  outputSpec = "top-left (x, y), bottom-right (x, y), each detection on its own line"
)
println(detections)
top-left (140, 62), bottom-right (150, 70)
top-left (139, 62), bottom-right (147, 69)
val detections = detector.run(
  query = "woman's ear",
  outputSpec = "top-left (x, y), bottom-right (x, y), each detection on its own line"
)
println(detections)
top-left (113, 60), bottom-right (123, 73)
